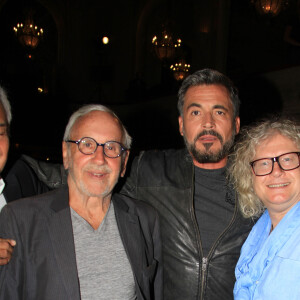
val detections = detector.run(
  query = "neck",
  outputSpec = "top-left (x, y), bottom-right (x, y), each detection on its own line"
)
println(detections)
top-left (192, 156), bottom-right (228, 170)
top-left (268, 203), bottom-right (297, 230)
top-left (70, 195), bottom-right (111, 230)
top-left (68, 178), bottom-right (112, 230)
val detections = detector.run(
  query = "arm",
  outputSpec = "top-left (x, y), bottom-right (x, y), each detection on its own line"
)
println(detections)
top-left (0, 207), bottom-right (23, 299)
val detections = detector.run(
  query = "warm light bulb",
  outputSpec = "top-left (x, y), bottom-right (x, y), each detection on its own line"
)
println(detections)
top-left (102, 36), bottom-right (109, 44)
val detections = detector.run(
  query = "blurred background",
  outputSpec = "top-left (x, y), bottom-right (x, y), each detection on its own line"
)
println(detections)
top-left (0, 0), bottom-right (299, 166)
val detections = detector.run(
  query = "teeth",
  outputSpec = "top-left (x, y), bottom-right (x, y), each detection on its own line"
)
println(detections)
top-left (268, 183), bottom-right (289, 188)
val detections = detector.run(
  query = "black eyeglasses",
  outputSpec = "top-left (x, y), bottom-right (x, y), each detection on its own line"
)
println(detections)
top-left (250, 152), bottom-right (300, 176)
top-left (66, 137), bottom-right (126, 158)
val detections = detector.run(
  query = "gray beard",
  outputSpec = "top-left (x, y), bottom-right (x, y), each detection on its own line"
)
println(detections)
top-left (183, 129), bottom-right (235, 164)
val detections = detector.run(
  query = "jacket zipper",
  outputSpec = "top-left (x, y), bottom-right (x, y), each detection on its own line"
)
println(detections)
top-left (189, 165), bottom-right (204, 299)
top-left (200, 194), bottom-right (239, 299)
top-left (190, 162), bottom-right (239, 299)
top-left (201, 256), bottom-right (208, 299)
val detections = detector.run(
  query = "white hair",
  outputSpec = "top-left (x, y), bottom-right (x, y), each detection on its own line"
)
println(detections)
top-left (0, 86), bottom-right (12, 125)
top-left (63, 104), bottom-right (132, 149)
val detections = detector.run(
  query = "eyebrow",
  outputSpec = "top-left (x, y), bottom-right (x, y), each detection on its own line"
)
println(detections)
top-left (186, 103), bottom-right (229, 112)
top-left (0, 123), bottom-right (7, 127)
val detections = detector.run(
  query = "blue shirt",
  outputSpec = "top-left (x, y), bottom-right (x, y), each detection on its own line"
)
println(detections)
top-left (234, 201), bottom-right (300, 300)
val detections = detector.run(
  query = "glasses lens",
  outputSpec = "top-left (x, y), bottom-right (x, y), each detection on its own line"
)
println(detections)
top-left (252, 158), bottom-right (272, 176)
top-left (79, 138), bottom-right (97, 154)
top-left (104, 142), bottom-right (122, 158)
top-left (279, 153), bottom-right (300, 170)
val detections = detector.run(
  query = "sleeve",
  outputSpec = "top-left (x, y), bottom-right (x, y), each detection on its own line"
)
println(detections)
top-left (0, 206), bottom-right (24, 299)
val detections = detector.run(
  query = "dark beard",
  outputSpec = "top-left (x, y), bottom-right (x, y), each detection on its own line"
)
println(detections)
top-left (183, 129), bottom-right (235, 164)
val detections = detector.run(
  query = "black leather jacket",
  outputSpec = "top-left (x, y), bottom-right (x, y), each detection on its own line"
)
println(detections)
top-left (120, 149), bottom-right (254, 300)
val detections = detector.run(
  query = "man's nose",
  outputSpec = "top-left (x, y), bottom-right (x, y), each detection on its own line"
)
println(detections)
top-left (92, 145), bottom-right (106, 163)
top-left (202, 113), bottom-right (215, 129)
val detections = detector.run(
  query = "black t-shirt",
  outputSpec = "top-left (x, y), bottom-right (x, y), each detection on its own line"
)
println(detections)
top-left (194, 166), bottom-right (235, 257)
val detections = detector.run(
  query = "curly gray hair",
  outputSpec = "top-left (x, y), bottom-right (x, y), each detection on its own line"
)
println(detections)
top-left (229, 118), bottom-right (300, 218)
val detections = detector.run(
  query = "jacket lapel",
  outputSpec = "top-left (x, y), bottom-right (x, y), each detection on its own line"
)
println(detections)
top-left (48, 186), bottom-right (81, 300)
top-left (113, 194), bottom-right (144, 290)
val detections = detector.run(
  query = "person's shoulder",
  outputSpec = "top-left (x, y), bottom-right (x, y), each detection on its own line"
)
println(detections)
top-left (4, 187), bottom-right (65, 215)
top-left (113, 193), bottom-right (157, 218)
top-left (133, 148), bottom-right (189, 170)
top-left (130, 148), bottom-right (192, 183)
top-left (137, 148), bottom-right (186, 161)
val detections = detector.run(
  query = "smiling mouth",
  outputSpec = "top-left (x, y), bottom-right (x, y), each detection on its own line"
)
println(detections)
top-left (90, 172), bottom-right (106, 178)
top-left (268, 183), bottom-right (290, 188)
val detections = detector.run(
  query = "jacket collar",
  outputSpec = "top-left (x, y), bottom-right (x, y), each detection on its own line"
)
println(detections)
top-left (47, 186), bottom-right (81, 300)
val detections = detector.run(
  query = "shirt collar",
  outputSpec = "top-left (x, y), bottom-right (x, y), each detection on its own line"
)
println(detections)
top-left (0, 178), bottom-right (5, 194)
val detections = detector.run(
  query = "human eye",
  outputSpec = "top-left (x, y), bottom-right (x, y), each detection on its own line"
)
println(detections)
top-left (105, 142), bottom-right (121, 156)
top-left (215, 110), bottom-right (226, 116)
top-left (256, 159), bottom-right (271, 169)
top-left (105, 143), bottom-right (115, 151)
top-left (280, 153), bottom-right (297, 165)
top-left (81, 138), bottom-right (94, 149)
top-left (191, 110), bottom-right (200, 116)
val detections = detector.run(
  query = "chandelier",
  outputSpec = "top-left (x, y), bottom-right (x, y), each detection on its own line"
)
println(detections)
top-left (13, 11), bottom-right (43, 49)
top-left (251, 0), bottom-right (288, 16)
top-left (170, 60), bottom-right (191, 81)
top-left (152, 26), bottom-right (181, 61)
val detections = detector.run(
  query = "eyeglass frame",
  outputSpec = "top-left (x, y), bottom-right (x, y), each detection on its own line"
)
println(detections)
top-left (250, 151), bottom-right (300, 176)
top-left (65, 137), bottom-right (127, 158)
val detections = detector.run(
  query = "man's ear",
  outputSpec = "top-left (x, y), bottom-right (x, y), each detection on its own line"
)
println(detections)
top-left (235, 117), bottom-right (240, 135)
top-left (62, 141), bottom-right (69, 170)
top-left (120, 150), bottom-right (130, 177)
top-left (178, 116), bottom-right (184, 136)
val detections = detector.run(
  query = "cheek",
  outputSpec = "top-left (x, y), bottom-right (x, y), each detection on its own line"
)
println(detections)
top-left (252, 178), bottom-right (263, 196)
top-left (0, 138), bottom-right (9, 156)
top-left (109, 159), bottom-right (122, 174)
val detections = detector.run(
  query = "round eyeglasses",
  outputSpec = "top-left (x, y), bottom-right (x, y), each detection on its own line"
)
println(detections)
top-left (250, 152), bottom-right (300, 176)
top-left (66, 137), bottom-right (127, 158)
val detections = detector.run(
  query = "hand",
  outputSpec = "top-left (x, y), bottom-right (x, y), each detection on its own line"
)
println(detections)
top-left (0, 238), bottom-right (16, 265)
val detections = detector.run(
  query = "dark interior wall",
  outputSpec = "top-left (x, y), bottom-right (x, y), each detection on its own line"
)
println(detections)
top-left (0, 0), bottom-right (299, 165)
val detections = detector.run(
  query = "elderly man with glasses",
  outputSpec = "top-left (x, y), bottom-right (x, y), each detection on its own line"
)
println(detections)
top-left (0, 104), bottom-right (163, 300)
top-left (230, 118), bottom-right (300, 300)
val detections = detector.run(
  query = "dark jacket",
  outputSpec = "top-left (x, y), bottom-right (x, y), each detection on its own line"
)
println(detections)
top-left (120, 149), bottom-right (254, 300)
top-left (0, 186), bottom-right (163, 300)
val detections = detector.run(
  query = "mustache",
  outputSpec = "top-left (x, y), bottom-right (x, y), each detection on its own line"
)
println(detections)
top-left (194, 130), bottom-right (224, 144)
top-left (84, 164), bottom-right (112, 174)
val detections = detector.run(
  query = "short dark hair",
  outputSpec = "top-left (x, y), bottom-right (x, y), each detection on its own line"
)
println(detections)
top-left (177, 68), bottom-right (240, 119)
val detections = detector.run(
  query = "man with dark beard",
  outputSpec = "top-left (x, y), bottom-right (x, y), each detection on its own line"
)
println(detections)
top-left (0, 69), bottom-right (254, 299)
top-left (120, 69), bottom-right (254, 300)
